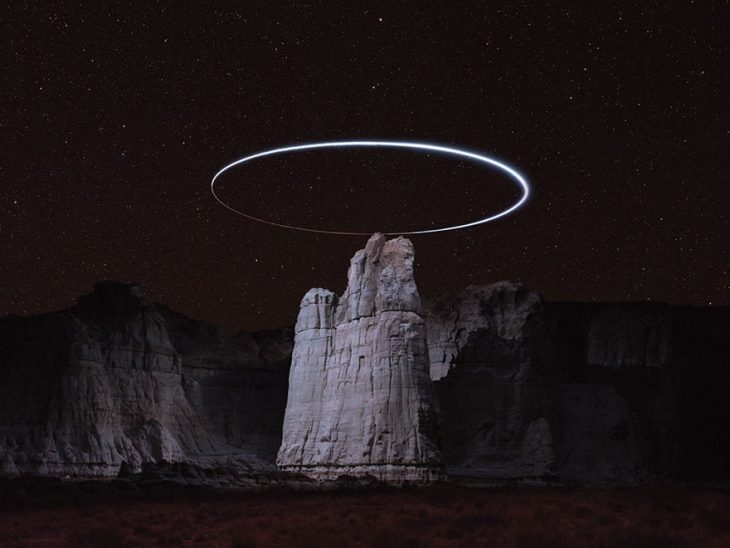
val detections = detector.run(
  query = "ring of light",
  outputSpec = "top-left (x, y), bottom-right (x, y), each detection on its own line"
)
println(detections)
top-left (211, 140), bottom-right (530, 235)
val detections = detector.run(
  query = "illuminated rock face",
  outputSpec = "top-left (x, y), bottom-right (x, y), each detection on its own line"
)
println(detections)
top-left (277, 234), bottom-right (444, 483)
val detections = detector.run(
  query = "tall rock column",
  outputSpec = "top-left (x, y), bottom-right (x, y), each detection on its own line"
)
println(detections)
top-left (277, 233), bottom-right (443, 482)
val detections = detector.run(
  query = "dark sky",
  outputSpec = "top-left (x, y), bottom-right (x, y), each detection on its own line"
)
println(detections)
top-left (2, 2), bottom-right (728, 331)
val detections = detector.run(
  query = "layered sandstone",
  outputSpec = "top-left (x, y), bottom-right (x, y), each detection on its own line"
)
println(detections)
top-left (276, 234), bottom-right (443, 482)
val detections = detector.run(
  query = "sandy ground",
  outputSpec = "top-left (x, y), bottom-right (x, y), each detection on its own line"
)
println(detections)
top-left (0, 482), bottom-right (728, 547)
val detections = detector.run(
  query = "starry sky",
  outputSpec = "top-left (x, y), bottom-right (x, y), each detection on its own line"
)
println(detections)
top-left (2, 2), bottom-right (727, 331)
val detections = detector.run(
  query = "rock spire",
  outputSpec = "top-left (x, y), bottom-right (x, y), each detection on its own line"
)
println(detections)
top-left (277, 233), bottom-right (444, 482)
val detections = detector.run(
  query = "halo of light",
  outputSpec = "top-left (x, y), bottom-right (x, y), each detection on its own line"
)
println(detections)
top-left (210, 140), bottom-right (530, 235)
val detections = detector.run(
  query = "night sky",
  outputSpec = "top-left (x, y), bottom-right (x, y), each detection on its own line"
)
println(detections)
top-left (2, 2), bottom-right (727, 331)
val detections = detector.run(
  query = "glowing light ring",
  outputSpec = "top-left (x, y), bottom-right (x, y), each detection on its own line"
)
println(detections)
top-left (211, 141), bottom-right (530, 235)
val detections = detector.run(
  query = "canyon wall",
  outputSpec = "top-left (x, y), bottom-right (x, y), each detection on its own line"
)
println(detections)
top-left (425, 285), bottom-right (730, 484)
top-left (0, 281), bottom-right (292, 483)
top-left (1, 242), bottom-right (728, 485)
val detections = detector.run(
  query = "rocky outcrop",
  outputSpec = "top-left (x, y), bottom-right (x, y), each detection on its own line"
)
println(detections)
top-left (424, 283), bottom-right (555, 480)
top-left (1, 253), bottom-right (728, 487)
top-left (277, 234), bottom-right (443, 483)
top-left (424, 283), bottom-right (542, 381)
top-left (539, 302), bottom-right (730, 484)
top-left (0, 281), bottom-right (292, 480)
top-left (425, 288), bottom-right (730, 485)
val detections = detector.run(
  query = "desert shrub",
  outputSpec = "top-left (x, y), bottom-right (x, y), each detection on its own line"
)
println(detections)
top-left (514, 526), bottom-right (571, 548)
top-left (416, 508), bottom-right (429, 519)
top-left (602, 528), bottom-right (688, 548)
top-left (230, 535), bottom-right (258, 548)
top-left (628, 484), bottom-right (694, 512)
top-left (0, 531), bottom-right (19, 543)
top-left (296, 528), bottom-right (359, 548)
top-left (700, 498), bottom-right (730, 533)
top-left (424, 482), bottom-right (461, 507)
top-left (71, 525), bottom-right (130, 548)
top-left (596, 513), bottom-right (618, 527)
top-left (457, 511), bottom-right (504, 529)
top-left (171, 515), bottom-right (196, 531)
top-left (531, 509), bottom-right (553, 523)
top-left (4, 483), bottom-right (730, 548)
top-left (668, 514), bottom-right (694, 530)
top-left (572, 505), bottom-right (593, 518)
top-left (154, 533), bottom-right (185, 546)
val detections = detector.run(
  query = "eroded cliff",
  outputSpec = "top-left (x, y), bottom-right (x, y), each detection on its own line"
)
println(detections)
top-left (0, 281), bottom-right (292, 483)
top-left (425, 287), bottom-right (730, 484)
top-left (1, 244), bottom-right (728, 486)
top-left (276, 234), bottom-right (443, 482)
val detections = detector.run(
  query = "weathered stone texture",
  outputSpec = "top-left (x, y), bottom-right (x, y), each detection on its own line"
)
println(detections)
top-left (0, 281), bottom-right (292, 480)
top-left (277, 234), bottom-right (443, 482)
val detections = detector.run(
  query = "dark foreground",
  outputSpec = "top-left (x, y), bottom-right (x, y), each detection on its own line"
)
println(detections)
top-left (0, 480), bottom-right (728, 547)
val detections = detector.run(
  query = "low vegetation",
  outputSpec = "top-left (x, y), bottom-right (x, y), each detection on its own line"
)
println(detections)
top-left (0, 480), bottom-right (728, 546)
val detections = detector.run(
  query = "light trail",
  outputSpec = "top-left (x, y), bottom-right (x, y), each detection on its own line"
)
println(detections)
top-left (211, 141), bottom-right (531, 235)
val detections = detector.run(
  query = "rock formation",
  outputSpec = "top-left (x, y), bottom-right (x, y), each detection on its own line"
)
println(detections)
top-left (425, 287), bottom-right (730, 484)
top-left (424, 283), bottom-right (542, 381)
top-left (423, 283), bottom-right (555, 480)
top-left (1, 246), bottom-right (729, 487)
top-left (0, 281), bottom-right (292, 484)
top-left (277, 234), bottom-right (443, 482)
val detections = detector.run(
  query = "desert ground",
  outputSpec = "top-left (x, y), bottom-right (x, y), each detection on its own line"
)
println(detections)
top-left (0, 480), bottom-right (728, 547)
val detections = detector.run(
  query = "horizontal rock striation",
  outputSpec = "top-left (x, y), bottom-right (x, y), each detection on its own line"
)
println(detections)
top-left (277, 234), bottom-right (443, 483)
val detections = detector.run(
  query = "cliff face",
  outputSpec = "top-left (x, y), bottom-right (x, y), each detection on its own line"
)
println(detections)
top-left (276, 234), bottom-right (443, 482)
top-left (536, 301), bottom-right (730, 484)
top-left (423, 284), bottom-right (554, 480)
top-left (1, 253), bottom-right (728, 486)
top-left (425, 287), bottom-right (730, 484)
top-left (0, 281), bottom-right (292, 481)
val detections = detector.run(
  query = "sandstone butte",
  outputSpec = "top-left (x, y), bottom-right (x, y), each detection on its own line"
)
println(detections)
top-left (277, 233), bottom-right (444, 482)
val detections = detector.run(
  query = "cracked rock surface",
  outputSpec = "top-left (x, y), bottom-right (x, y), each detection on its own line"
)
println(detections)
top-left (277, 234), bottom-right (443, 483)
